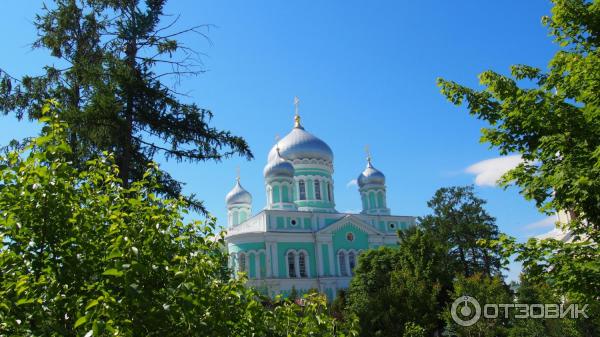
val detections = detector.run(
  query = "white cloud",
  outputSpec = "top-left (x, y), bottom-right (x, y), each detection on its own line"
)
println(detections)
top-left (524, 216), bottom-right (556, 230)
top-left (465, 155), bottom-right (523, 187)
top-left (346, 179), bottom-right (358, 188)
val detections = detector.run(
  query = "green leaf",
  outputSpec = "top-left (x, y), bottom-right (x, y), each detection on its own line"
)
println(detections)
top-left (15, 298), bottom-right (34, 306)
top-left (102, 268), bottom-right (123, 277)
top-left (85, 299), bottom-right (99, 311)
top-left (74, 316), bottom-right (87, 328)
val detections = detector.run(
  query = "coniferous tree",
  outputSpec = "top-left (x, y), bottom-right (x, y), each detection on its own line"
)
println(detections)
top-left (419, 185), bottom-right (505, 278)
top-left (0, 0), bottom-right (252, 212)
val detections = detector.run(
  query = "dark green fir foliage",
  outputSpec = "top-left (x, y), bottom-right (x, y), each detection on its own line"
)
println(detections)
top-left (419, 185), bottom-right (505, 278)
top-left (0, 0), bottom-right (252, 213)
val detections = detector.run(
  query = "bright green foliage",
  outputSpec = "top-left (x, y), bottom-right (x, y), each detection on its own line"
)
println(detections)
top-left (0, 101), bottom-right (253, 335)
top-left (403, 322), bottom-right (426, 337)
top-left (346, 228), bottom-right (451, 336)
top-left (262, 293), bottom-right (359, 337)
top-left (419, 186), bottom-right (505, 278)
top-left (437, 0), bottom-right (599, 302)
top-left (0, 102), bottom-right (352, 336)
top-left (442, 274), bottom-right (512, 337)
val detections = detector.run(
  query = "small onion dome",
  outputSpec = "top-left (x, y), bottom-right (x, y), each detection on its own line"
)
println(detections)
top-left (225, 179), bottom-right (252, 205)
top-left (357, 158), bottom-right (385, 188)
top-left (267, 117), bottom-right (333, 163)
top-left (264, 149), bottom-right (294, 178)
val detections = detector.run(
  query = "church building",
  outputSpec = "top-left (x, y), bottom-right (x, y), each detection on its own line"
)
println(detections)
top-left (224, 100), bottom-right (416, 299)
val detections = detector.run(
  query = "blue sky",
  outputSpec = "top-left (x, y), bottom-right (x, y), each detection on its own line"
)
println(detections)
top-left (1, 1), bottom-right (558, 277)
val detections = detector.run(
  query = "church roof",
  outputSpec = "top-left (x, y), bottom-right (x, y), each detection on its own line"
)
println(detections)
top-left (357, 158), bottom-right (385, 187)
top-left (267, 123), bottom-right (333, 163)
top-left (225, 179), bottom-right (252, 205)
top-left (264, 148), bottom-right (294, 178)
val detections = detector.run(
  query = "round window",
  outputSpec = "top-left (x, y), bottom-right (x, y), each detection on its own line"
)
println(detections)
top-left (346, 232), bottom-right (354, 242)
top-left (291, 219), bottom-right (297, 226)
top-left (389, 223), bottom-right (395, 229)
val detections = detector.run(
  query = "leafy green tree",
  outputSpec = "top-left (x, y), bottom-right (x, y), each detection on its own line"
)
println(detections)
top-left (508, 277), bottom-right (582, 337)
top-left (0, 0), bottom-right (252, 212)
top-left (437, 0), bottom-right (599, 302)
top-left (346, 228), bottom-right (452, 336)
top-left (262, 293), bottom-right (359, 337)
top-left (419, 186), bottom-right (505, 278)
top-left (0, 102), bottom-right (352, 336)
top-left (442, 274), bottom-right (512, 337)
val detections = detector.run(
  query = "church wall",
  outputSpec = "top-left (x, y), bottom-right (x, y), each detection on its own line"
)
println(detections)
top-left (276, 242), bottom-right (317, 278)
top-left (228, 242), bottom-right (265, 254)
top-left (321, 243), bottom-right (331, 276)
top-left (331, 224), bottom-right (369, 276)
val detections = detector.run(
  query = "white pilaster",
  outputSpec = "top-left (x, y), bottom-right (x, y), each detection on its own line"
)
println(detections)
top-left (255, 252), bottom-right (261, 279)
top-left (327, 241), bottom-right (334, 277)
top-left (316, 243), bottom-right (323, 276)
top-left (272, 242), bottom-right (279, 277)
top-left (265, 242), bottom-right (273, 278)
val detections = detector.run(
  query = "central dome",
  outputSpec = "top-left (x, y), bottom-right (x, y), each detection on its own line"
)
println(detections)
top-left (268, 125), bottom-right (333, 163)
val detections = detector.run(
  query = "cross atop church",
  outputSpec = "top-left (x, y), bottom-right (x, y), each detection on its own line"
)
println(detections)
top-left (236, 166), bottom-right (241, 182)
top-left (365, 145), bottom-right (372, 164)
top-left (293, 96), bottom-right (302, 128)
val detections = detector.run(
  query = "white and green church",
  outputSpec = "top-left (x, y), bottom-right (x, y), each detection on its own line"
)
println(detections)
top-left (224, 106), bottom-right (415, 299)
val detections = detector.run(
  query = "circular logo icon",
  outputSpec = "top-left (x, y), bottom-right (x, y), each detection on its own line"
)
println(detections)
top-left (451, 296), bottom-right (481, 327)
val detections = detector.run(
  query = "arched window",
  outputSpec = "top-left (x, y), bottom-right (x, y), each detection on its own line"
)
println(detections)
top-left (314, 180), bottom-right (321, 200)
top-left (348, 251), bottom-right (356, 275)
top-left (233, 210), bottom-right (239, 226)
top-left (299, 251), bottom-right (307, 278)
top-left (298, 180), bottom-right (306, 200)
top-left (369, 191), bottom-right (376, 209)
top-left (338, 251), bottom-right (348, 276)
top-left (239, 253), bottom-right (246, 274)
top-left (288, 251), bottom-right (296, 278)
top-left (327, 183), bottom-right (332, 201)
top-left (282, 184), bottom-right (289, 202)
top-left (377, 191), bottom-right (384, 208)
top-left (273, 185), bottom-right (280, 203)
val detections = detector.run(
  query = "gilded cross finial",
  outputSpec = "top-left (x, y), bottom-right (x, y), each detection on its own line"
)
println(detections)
top-left (365, 145), bottom-right (372, 164)
top-left (236, 166), bottom-right (241, 182)
top-left (293, 96), bottom-right (301, 128)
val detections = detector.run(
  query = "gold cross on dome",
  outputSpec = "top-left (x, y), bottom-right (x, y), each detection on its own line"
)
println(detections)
top-left (293, 96), bottom-right (302, 128)
top-left (365, 145), bottom-right (372, 162)
top-left (236, 166), bottom-right (240, 182)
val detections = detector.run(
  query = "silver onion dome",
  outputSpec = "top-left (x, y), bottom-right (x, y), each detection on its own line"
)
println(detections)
top-left (357, 158), bottom-right (385, 188)
top-left (225, 179), bottom-right (252, 205)
top-left (267, 119), bottom-right (333, 163)
top-left (264, 148), bottom-right (294, 178)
